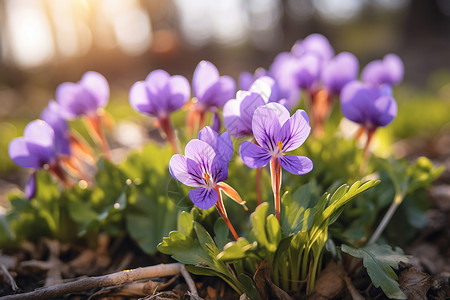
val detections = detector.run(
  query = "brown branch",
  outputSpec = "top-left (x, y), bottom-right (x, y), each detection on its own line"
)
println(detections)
top-left (1, 264), bottom-right (18, 292)
top-left (1, 263), bottom-right (197, 300)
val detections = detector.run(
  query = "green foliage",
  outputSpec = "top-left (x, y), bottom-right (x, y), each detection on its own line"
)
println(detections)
top-left (121, 143), bottom-right (189, 254)
top-left (160, 180), bottom-right (379, 296)
top-left (158, 212), bottom-right (260, 297)
top-left (342, 244), bottom-right (409, 299)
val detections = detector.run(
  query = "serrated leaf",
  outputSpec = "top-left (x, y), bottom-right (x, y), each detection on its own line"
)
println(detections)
top-left (342, 244), bottom-right (409, 299)
top-left (158, 231), bottom-right (211, 266)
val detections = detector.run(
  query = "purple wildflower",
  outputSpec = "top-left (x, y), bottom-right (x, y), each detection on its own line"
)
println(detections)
top-left (169, 126), bottom-right (246, 240)
top-left (188, 61), bottom-right (236, 133)
top-left (40, 100), bottom-right (71, 156)
top-left (56, 71), bottom-right (109, 119)
top-left (322, 52), bottom-right (359, 96)
top-left (340, 81), bottom-right (397, 130)
top-left (291, 33), bottom-right (335, 63)
top-left (224, 77), bottom-right (283, 138)
top-left (129, 69), bottom-right (190, 153)
top-left (8, 120), bottom-right (70, 198)
top-left (56, 71), bottom-right (111, 158)
top-left (239, 103), bottom-right (313, 221)
top-left (129, 70), bottom-right (190, 118)
top-left (361, 54), bottom-right (404, 87)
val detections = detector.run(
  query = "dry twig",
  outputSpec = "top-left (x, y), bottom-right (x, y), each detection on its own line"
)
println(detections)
top-left (0, 263), bottom-right (197, 300)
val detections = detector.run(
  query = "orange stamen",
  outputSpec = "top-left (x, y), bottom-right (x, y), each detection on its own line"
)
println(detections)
top-left (204, 173), bottom-right (210, 184)
top-left (277, 141), bottom-right (283, 152)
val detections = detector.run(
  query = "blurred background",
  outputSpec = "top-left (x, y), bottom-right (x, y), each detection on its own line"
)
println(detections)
top-left (1, 0), bottom-right (450, 190)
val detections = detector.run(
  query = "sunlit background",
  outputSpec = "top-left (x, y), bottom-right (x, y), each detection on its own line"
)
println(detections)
top-left (0, 0), bottom-right (449, 181)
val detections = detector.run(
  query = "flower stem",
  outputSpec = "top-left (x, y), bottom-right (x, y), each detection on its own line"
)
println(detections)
top-left (214, 188), bottom-right (240, 240)
top-left (368, 193), bottom-right (404, 244)
top-left (360, 128), bottom-right (376, 174)
top-left (159, 116), bottom-right (180, 154)
top-left (85, 114), bottom-right (111, 160)
top-left (311, 89), bottom-right (330, 137)
top-left (256, 167), bottom-right (262, 205)
top-left (270, 157), bottom-right (282, 222)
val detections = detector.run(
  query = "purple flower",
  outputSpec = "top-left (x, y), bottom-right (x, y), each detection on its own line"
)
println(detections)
top-left (268, 53), bottom-right (302, 109)
top-left (129, 69), bottom-right (190, 118)
top-left (293, 53), bottom-right (322, 93)
top-left (361, 54), bottom-right (404, 86)
top-left (340, 81), bottom-right (397, 130)
top-left (40, 100), bottom-right (71, 156)
top-left (223, 90), bottom-right (267, 139)
top-left (291, 33), bottom-right (335, 63)
top-left (9, 120), bottom-right (56, 169)
top-left (169, 126), bottom-right (234, 209)
top-left (239, 102), bottom-right (313, 174)
top-left (169, 126), bottom-right (245, 239)
top-left (192, 61), bottom-right (236, 109)
top-left (322, 52), bottom-right (359, 96)
top-left (239, 102), bottom-right (313, 221)
top-left (56, 71), bottom-right (109, 119)
top-left (9, 120), bottom-right (57, 198)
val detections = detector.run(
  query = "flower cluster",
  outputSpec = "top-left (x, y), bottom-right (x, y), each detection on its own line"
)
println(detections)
top-left (9, 33), bottom-right (403, 241)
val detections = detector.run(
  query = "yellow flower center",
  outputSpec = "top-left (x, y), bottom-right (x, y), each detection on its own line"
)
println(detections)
top-left (204, 173), bottom-right (210, 184)
top-left (278, 141), bottom-right (283, 152)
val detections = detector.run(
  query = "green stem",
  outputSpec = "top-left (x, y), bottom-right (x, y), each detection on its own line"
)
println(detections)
top-left (368, 193), bottom-right (404, 244)
top-left (308, 250), bottom-right (322, 294)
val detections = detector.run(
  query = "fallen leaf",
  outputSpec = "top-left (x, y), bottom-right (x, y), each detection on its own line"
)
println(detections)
top-left (309, 260), bottom-right (345, 300)
top-left (398, 268), bottom-right (433, 300)
top-left (253, 260), bottom-right (292, 300)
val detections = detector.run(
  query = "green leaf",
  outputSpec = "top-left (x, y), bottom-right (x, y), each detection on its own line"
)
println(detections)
top-left (158, 231), bottom-right (211, 266)
top-left (238, 273), bottom-right (262, 300)
top-left (280, 183), bottom-right (316, 235)
top-left (214, 218), bottom-right (230, 250)
top-left (217, 238), bottom-right (257, 262)
top-left (177, 211), bottom-right (194, 236)
top-left (341, 244), bottom-right (409, 299)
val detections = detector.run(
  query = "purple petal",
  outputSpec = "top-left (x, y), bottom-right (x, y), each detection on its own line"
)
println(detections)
top-left (361, 54), bottom-right (404, 86)
top-left (192, 61), bottom-right (220, 100)
top-left (198, 75), bottom-right (236, 108)
top-left (198, 126), bottom-right (219, 147)
top-left (189, 187), bottom-right (218, 209)
top-left (372, 95), bottom-right (397, 127)
top-left (184, 140), bottom-right (216, 172)
top-left (24, 120), bottom-right (55, 148)
top-left (198, 127), bottom-right (233, 164)
top-left (239, 141), bottom-right (271, 168)
top-left (294, 53), bottom-right (321, 91)
top-left (167, 75), bottom-right (190, 112)
top-left (223, 98), bottom-right (249, 138)
top-left (169, 154), bottom-right (204, 187)
top-left (291, 33), bottom-right (335, 62)
top-left (41, 101), bottom-right (70, 156)
top-left (279, 155), bottom-right (313, 175)
top-left (239, 71), bottom-right (254, 90)
top-left (340, 81), bottom-right (372, 125)
top-left (210, 155), bottom-right (228, 183)
top-left (252, 103), bottom-right (290, 151)
top-left (79, 71), bottom-right (109, 108)
top-left (322, 52), bottom-right (359, 95)
top-left (279, 109), bottom-right (311, 152)
top-left (383, 54), bottom-right (404, 85)
top-left (9, 138), bottom-right (41, 168)
top-left (9, 120), bottom-right (55, 168)
top-left (211, 109), bottom-right (221, 132)
top-left (25, 171), bottom-right (37, 199)
top-left (56, 82), bottom-right (97, 118)
top-left (145, 69), bottom-right (171, 90)
top-left (129, 81), bottom-right (158, 116)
